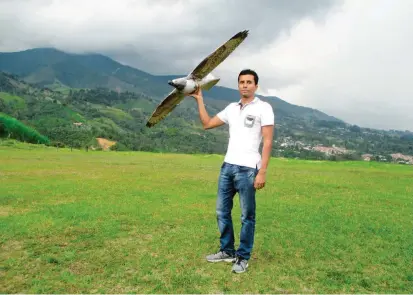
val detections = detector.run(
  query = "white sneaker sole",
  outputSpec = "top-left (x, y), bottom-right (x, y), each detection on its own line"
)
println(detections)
top-left (207, 258), bottom-right (235, 263)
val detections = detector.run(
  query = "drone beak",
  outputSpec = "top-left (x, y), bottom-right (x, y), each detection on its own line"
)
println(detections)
top-left (168, 80), bottom-right (185, 91)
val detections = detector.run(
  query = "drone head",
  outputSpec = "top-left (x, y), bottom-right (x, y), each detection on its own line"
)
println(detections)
top-left (168, 77), bottom-right (187, 91)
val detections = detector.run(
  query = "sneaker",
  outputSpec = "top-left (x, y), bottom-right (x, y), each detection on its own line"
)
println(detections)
top-left (206, 251), bottom-right (235, 263)
top-left (232, 256), bottom-right (248, 273)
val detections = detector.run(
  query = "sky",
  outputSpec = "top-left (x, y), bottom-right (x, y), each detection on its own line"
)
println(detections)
top-left (0, 0), bottom-right (412, 131)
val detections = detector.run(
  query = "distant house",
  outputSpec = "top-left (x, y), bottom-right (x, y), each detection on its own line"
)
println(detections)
top-left (73, 122), bottom-right (83, 126)
top-left (362, 154), bottom-right (373, 161)
top-left (391, 153), bottom-right (413, 164)
top-left (312, 145), bottom-right (349, 156)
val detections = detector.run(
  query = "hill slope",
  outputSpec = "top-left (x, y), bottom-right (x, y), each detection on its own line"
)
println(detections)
top-left (1, 71), bottom-right (412, 160)
top-left (0, 48), bottom-right (341, 124)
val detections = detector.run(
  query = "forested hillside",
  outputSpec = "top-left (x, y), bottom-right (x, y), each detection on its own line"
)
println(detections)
top-left (1, 71), bottom-right (412, 162)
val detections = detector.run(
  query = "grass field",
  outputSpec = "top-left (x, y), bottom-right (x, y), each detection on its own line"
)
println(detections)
top-left (1, 142), bottom-right (412, 293)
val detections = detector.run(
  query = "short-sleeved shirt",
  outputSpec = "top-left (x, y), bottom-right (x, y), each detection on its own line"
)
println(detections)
top-left (217, 97), bottom-right (274, 169)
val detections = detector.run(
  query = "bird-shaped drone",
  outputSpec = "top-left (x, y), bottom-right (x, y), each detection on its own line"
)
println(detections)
top-left (146, 30), bottom-right (249, 127)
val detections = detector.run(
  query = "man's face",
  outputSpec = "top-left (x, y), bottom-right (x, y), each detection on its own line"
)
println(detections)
top-left (238, 74), bottom-right (258, 98)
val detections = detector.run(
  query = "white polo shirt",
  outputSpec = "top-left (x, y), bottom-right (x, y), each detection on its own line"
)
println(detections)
top-left (217, 97), bottom-right (274, 169)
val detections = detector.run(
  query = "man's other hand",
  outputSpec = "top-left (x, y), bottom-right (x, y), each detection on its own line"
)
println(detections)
top-left (254, 171), bottom-right (266, 190)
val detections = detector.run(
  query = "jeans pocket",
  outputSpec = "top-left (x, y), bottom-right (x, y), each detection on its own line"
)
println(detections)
top-left (239, 166), bottom-right (255, 178)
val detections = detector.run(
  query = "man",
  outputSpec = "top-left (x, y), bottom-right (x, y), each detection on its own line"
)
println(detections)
top-left (189, 69), bottom-right (275, 273)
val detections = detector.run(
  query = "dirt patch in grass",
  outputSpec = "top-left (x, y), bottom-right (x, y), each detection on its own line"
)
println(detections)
top-left (96, 138), bottom-right (116, 151)
top-left (0, 206), bottom-right (31, 217)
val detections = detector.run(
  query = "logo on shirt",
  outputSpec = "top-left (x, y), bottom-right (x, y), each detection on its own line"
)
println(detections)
top-left (244, 115), bottom-right (256, 128)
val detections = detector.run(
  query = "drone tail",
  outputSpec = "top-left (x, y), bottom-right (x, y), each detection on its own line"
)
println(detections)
top-left (201, 78), bottom-right (220, 91)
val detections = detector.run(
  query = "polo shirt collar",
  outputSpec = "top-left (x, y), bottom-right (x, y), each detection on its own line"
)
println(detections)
top-left (237, 96), bottom-right (259, 107)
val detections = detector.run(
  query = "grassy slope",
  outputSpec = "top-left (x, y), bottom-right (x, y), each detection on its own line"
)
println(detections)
top-left (0, 92), bottom-right (26, 109)
top-left (0, 143), bottom-right (412, 293)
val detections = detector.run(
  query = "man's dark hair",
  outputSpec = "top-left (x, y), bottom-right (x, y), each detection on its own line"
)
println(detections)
top-left (238, 69), bottom-right (259, 85)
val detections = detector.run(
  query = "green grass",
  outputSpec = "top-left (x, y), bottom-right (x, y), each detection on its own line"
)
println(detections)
top-left (0, 92), bottom-right (26, 109)
top-left (113, 99), bottom-right (155, 111)
top-left (63, 108), bottom-right (85, 122)
top-left (99, 106), bottom-right (133, 121)
top-left (89, 117), bottom-right (126, 134)
top-left (0, 144), bottom-right (412, 293)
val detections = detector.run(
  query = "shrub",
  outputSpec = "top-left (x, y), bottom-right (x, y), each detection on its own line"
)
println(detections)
top-left (0, 113), bottom-right (50, 145)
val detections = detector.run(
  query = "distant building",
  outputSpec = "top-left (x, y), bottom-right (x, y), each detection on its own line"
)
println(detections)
top-left (391, 153), bottom-right (413, 164)
top-left (362, 154), bottom-right (373, 161)
top-left (312, 145), bottom-right (348, 156)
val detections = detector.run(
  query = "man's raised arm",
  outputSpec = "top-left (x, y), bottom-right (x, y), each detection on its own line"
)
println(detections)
top-left (190, 87), bottom-right (225, 130)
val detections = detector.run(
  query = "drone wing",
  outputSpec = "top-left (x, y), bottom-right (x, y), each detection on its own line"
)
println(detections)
top-left (189, 30), bottom-right (249, 80)
top-left (146, 89), bottom-right (185, 127)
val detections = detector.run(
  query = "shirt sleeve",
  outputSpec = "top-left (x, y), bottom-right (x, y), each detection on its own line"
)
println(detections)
top-left (217, 104), bottom-right (230, 124)
top-left (261, 103), bottom-right (275, 126)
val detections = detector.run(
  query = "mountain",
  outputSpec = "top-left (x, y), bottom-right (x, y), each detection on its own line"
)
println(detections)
top-left (0, 71), bottom-right (232, 154)
top-left (0, 48), bottom-right (341, 124)
top-left (1, 48), bottom-right (412, 160)
top-left (0, 48), bottom-right (170, 98)
top-left (1, 71), bottom-right (412, 160)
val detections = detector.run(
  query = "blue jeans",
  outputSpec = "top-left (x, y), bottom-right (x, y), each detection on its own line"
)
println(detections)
top-left (216, 162), bottom-right (258, 260)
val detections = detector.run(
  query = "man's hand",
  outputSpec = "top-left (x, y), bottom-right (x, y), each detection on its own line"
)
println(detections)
top-left (188, 85), bottom-right (225, 130)
top-left (254, 171), bottom-right (266, 190)
top-left (190, 85), bottom-right (203, 101)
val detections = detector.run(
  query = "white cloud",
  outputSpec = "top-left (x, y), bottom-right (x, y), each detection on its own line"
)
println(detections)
top-left (0, 0), bottom-right (338, 68)
top-left (259, 0), bottom-right (413, 130)
top-left (0, 0), bottom-right (411, 130)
